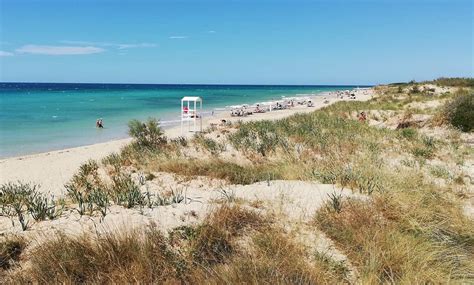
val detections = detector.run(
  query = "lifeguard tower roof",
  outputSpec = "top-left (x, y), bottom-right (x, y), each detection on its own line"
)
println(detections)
top-left (181, 96), bottom-right (202, 102)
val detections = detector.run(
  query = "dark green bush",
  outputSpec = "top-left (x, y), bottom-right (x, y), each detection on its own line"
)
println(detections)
top-left (444, 93), bottom-right (474, 132)
top-left (432, 77), bottom-right (474, 87)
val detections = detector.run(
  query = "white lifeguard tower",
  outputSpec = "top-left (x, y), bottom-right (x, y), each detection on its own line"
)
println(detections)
top-left (181, 96), bottom-right (202, 133)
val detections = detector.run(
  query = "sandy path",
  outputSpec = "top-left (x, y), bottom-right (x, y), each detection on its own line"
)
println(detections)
top-left (0, 90), bottom-right (373, 194)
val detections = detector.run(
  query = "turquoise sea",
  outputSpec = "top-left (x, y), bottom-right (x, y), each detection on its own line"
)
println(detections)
top-left (0, 83), bottom-right (368, 158)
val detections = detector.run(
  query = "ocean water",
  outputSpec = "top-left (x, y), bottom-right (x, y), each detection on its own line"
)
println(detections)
top-left (0, 83), bottom-right (367, 158)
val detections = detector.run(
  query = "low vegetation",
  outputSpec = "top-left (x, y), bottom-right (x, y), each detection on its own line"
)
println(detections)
top-left (441, 92), bottom-right (473, 132)
top-left (0, 182), bottom-right (62, 231)
top-left (0, 236), bottom-right (26, 270)
top-left (4, 204), bottom-right (350, 284)
top-left (430, 77), bottom-right (474, 87)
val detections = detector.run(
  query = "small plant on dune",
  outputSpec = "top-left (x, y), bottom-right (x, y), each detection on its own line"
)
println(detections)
top-left (65, 183), bottom-right (88, 216)
top-left (171, 136), bottom-right (188, 147)
top-left (412, 146), bottom-right (434, 159)
top-left (193, 134), bottom-right (225, 155)
top-left (145, 172), bottom-right (156, 181)
top-left (89, 188), bottom-right (110, 219)
top-left (313, 251), bottom-right (350, 281)
top-left (27, 193), bottom-right (63, 221)
top-left (67, 159), bottom-right (103, 200)
top-left (421, 135), bottom-right (436, 148)
top-left (429, 165), bottom-right (451, 179)
top-left (143, 188), bottom-right (155, 208)
top-left (190, 204), bottom-right (264, 265)
top-left (228, 120), bottom-right (284, 156)
top-left (110, 173), bottom-right (145, 208)
top-left (128, 118), bottom-right (167, 148)
top-left (216, 187), bottom-right (237, 203)
top-left (190, 223), bottom-right (233, 265)
top-left (170, 188), bottom-right (185, 204)
top-left (327, 191), bottom-right (343, 213)
top-left (411, 136), bottom-right (436, 160)
top-left (0, 236), bottom-right (26, 270)
top-left (101, 152), bottom-right (124, 173)
top-left (0, 182), bottom-right (36, 231)
top-left (400, 127), bottom-right (417, 140)
top-left (66, 160), bottom-right (102, 194)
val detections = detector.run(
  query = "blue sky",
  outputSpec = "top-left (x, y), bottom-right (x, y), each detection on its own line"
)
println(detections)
top-left (0, 0), bottom-right (472, 84)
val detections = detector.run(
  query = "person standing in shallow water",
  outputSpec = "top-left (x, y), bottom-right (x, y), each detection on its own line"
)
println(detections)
top-left (96, 118), bottom-right (104, 128)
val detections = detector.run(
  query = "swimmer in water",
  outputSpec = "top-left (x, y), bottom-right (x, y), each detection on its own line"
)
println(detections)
top-left (96, 118), bottom-right (104, 128)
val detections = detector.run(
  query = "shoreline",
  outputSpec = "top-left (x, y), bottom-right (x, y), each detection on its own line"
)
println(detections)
top-left (0, 89), bottom-right (373, 194)
top-left (0, 87), bottom-right (364, 159)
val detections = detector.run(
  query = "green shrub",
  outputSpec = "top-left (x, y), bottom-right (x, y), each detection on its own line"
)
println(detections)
top-left (101, 152), bottom-right (124, 172)
top-left (400, 128), bottom-right (417, 139)
top-left (193, 134), bottom-right (224, 155)
top-left (110, 173), bottom-right (144, 208)
top-left (412, 146), bottom-right (434, 159)
top-left (444, 93), bottom-right (474, 132)
top-left (128, 118), bottom-right (167, 147)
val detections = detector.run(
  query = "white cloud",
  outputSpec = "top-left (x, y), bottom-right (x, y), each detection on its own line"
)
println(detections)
top-left (207, 30), bottom-right (216, 33)
top-left (16, 45), bottom-right (105, 55)
top-left (0, 51), bottom-right (14, 57)
top-left (60, 41), bottom-right (157, 50)
top-left (169, 36), bottom-right (187, 39)
top-left (116, 43), bottom-right (157, 49)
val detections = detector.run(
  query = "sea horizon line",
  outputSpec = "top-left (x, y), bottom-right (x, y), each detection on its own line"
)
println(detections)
top-left (0, 81), bottom-right (375, 87)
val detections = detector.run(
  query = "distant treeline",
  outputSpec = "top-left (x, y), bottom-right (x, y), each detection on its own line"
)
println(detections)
top-left (389, 77), bottom-right (474, 87)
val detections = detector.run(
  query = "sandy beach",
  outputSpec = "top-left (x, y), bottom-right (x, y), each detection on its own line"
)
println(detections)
top-left (0, 89), bottom-right (373, 196)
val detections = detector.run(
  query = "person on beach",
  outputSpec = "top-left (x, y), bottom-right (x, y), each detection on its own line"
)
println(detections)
top-left (358, 112), bottom-right (367, 123)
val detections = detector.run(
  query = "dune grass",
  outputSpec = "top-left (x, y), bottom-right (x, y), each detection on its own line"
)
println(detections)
top-left (0, 236), bottom-right (26, 271)
top-left (130, 87), bottom-right (471, 283)
top-left (5, 203), bottom-right (349, 284)
top-left (315, 192), bottom-right (474, 283)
